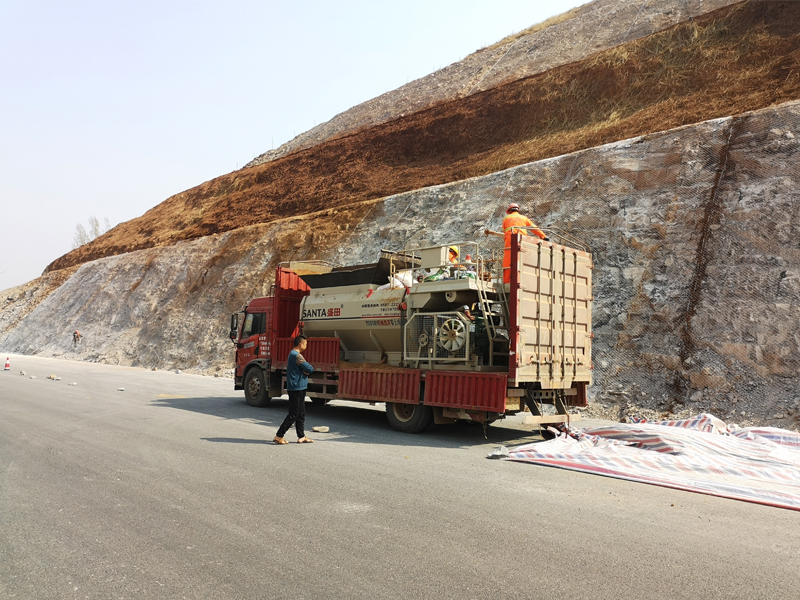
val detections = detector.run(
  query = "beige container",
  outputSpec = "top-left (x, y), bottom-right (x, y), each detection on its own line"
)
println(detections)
top-left (513, 238), bottom-right (593, 388)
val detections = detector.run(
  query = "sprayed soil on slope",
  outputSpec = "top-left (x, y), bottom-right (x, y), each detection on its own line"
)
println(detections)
top-left (245, 0), bottom-right (740, 168)
top-left (49, 1), bottom-right (800, 273)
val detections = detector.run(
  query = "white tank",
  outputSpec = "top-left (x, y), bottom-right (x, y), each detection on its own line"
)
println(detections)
top-left (295, 251), bottom-right (418, 364)
top-left (301, 285), bottom-right (406, 363)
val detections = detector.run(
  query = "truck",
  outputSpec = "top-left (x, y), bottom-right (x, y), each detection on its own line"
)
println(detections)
top-left (229, 231), bottom-right (593, 434)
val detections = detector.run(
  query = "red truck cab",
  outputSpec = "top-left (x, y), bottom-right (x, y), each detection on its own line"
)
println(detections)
top-left (231, 266), bottom-right (309, 404)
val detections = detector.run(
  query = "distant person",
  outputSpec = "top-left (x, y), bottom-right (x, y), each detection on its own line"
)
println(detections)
top-left (448, 246), bottom-right (459, 264)
top-left (72, 330), bottom-right (82, 348)
top-left (274, 335), bottom-right (315, 445)
top-left (502, 203), bottom-right (547, 283)
top-left (424, 246), bottom-right (460, 282)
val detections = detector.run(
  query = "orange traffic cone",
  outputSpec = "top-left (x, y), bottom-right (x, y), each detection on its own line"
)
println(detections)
top-left (3, 357), bottom-right (9, 370)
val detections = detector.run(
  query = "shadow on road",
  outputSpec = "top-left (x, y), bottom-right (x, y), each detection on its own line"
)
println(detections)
top-left (152, 395), bottom-right (548, 450)
top-left (201, 437), bottom-right (271, 445)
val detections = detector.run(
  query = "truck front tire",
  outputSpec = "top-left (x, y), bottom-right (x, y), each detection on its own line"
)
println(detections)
top-left (386, 402), bottom-right (434, 433)
top-left (244, 368), bottom-right (271, 407)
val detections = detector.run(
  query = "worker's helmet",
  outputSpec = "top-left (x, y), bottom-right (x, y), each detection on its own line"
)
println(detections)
top-left (506, 203), bottom-right (520, 214)
top-left (448, 245), bottom-right (458, 256)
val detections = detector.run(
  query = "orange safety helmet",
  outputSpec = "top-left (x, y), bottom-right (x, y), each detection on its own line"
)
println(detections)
top-left (506, 203), bottom-right (520, 214)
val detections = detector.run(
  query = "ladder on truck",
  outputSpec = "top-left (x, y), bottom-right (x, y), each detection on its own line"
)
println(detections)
top-left (475, 255), bottom-right (510, 366)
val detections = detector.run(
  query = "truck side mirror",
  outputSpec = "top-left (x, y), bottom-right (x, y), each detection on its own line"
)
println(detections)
top-left (229, 314), bottom-right (239, 343)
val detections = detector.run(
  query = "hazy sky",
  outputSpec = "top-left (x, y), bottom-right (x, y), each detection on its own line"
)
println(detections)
top-left (0, 0), bottom-right (586, 290)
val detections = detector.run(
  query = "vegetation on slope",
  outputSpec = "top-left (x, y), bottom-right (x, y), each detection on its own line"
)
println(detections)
top-left (48, 0), bottom-right (800, 272)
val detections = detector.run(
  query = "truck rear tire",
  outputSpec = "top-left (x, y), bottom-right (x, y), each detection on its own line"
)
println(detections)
top-left (244, 368), bottom-right (271, 407)
top-left (386, 402), bottom-right (434, 433)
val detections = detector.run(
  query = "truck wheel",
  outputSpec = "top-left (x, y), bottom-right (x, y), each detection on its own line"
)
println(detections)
top-left (244, 368), bottom-right (271, 407)
top-left (386, 402), bottom-right (434, 433)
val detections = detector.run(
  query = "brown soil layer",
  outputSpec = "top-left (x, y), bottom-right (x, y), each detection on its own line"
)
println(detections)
top-left (48, 0), bottom-right (800, 273)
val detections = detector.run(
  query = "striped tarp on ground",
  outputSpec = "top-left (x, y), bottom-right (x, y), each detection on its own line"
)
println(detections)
top-left (506, 414), bottom-right (800, 510)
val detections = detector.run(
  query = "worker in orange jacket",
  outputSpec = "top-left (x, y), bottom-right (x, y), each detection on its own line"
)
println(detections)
top-left (502, 203), bottom-right (547, 283)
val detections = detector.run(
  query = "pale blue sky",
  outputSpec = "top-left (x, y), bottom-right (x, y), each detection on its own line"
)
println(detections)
top-left (0, 0), bottom-right (586, 290)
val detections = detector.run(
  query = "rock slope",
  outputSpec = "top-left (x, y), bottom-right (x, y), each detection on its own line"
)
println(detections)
top-left (3, 100), bottom-right (800, 429)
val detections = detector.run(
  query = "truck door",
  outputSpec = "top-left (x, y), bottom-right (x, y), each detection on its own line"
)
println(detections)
top-left (238, 311), bottom-right (266, 368)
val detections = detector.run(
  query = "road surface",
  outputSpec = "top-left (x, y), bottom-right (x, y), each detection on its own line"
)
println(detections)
top-left (1, 355), bottom-right (798, 599)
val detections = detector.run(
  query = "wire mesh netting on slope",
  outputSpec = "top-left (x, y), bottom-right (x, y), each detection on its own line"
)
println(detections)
top-left (5, 102), bottom-right (798, 431)
top-left (360, 100), bottom-right (800, 428)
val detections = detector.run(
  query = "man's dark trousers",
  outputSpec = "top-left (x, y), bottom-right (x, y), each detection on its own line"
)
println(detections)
top-left (277, 389), bottom-right (306, 438)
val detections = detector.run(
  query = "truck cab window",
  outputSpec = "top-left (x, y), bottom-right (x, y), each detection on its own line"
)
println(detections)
top-left (241, 313), bottom-right (255, 338)
top-left (258, 313), bottom-right (266, 334)
top-left (241, 313), bottom-right (265, 338)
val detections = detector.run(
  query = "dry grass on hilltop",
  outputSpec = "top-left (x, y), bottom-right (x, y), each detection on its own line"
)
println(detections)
top-left (48, 1), bottom-right (800, 273)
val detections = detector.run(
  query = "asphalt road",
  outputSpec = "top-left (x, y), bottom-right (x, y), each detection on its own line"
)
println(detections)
top-left (1, 355), bottom-right (799, 600)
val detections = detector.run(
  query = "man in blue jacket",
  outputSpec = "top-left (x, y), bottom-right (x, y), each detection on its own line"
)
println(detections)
top-left (274, 335), bottom-right (315, 444)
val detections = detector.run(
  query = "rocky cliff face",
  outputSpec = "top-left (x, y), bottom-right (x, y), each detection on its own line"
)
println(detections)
top-left (3, 100), bottom-right (799, 429)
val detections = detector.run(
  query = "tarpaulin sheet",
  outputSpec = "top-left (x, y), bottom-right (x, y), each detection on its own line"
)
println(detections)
top-left (507, 414), bottom-right (800, 511)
